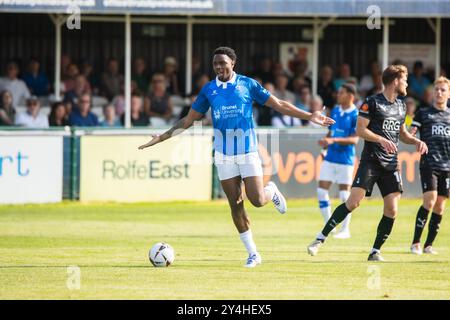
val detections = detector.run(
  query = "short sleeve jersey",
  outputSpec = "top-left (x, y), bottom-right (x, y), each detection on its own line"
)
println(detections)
top-left (324, 105), bottom-right (358, 165)
top-left (411, 106), bottom-right (450, 171)
top-left (192, 73), bottom-right (270, 155)
top-left (358, 93), bottom-right (406, 170)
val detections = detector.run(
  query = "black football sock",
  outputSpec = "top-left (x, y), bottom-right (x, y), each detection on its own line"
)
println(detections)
top-left (372, 215), bottom-right (395, 251)
top-left (320, 203), bottom-right (351, 239)
top-left (412, 206), bottom-right (430, 244)
top-left (424, 213), bottom-right (442, 248)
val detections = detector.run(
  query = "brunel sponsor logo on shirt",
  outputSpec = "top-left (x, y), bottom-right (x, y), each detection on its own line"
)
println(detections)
top-left (431, 124), bottom-right (450, 136)
top-left (220, 105), bottom-right (243, 119)
top-left (102, 160), bottom-right (190, 180)
top-left (382, 118), bottom-right (401, 131)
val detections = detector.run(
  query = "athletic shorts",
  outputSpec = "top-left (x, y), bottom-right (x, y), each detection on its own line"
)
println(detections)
top-left (319, 160), bottom-right (354, 185)
top-left (352, 162), bottom-right (403, 197)
top-left (420, 166), bottom-right (450, 197)
top-left (214, 151), bottom-right (263, 181)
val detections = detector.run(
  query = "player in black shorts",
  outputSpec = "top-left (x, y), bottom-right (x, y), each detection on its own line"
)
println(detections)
top-left (307, 65), bottom-right (428, 261)
top-left (410, 77), bottom-right (450, 255)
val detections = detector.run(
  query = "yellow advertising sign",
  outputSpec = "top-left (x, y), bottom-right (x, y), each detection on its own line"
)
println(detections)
top-left (80, 135), bottom-right (213, 202)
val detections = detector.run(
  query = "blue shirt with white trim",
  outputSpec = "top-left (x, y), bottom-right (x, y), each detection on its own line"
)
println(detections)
top-left (192, 73), bottom-right (270, 155)
top-left (324, 105), bottom-right (358, 165)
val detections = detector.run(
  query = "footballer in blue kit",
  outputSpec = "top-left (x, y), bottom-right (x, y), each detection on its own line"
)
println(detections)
top-left (139, 47), bottom-right (335, 267)
top-left (317, 83), bottom-right (359, 239)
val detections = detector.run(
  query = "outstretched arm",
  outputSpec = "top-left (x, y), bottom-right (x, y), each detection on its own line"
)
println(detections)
top-left (138, 108), bottom-right (204, 150)
top-left (400, 124), bottom-right (428, 154)
top-left (319, 134), bottom-right (359, 148)
top-left (264, 95), bottom-right (335, 126)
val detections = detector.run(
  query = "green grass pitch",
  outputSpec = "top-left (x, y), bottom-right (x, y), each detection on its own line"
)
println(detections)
top-left (0, 199), bottom-right (449, 299)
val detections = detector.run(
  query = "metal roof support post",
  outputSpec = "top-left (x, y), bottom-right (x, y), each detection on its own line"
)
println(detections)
top-left (312, 19), bottom-right (319, 97)
top-left (124, 13), bottom-right (132, 129)
top-left (185, 17), bottom-right (193, 95)
top-left (435, 17), bottom-right (441, 80)
top-left (382, 16), bottom-right (389, 70)
top-left (49, 14), bottom-right (65, 100)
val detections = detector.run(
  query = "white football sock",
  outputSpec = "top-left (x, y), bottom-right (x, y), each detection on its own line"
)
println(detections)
top-left (264, 184), bottom-right (275, 200)
top-left (239, 229), bottom-right (257, 255)
top-left (317, 188), bottom-right (331, 223)
top-left (339, 190), bottom-right (351, 233)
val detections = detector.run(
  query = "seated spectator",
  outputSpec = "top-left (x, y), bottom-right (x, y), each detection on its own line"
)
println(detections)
top-left (333, 63), bottom-right (352, 90)
top-left (274, 74), bottom-right (295, 104)
top-left (180, 74), bottom-right (211, 120)
top-left (111, 80), bottom-right (139, 117)
top-left (121, 94), bottom-right (149, 127)
top-left (253, 57), bottom-right (274, 84)
top-left (15, 96), bottom-right (49, 128)
top-left (317, 65), bottom-right (337, 110)
top-left (359, 60), bottom-right (381, 97)
top-left (0, 90), bottom-right (16, 126)
top-left (68, 93), bottom-right (99, 127)
top-left (255, 82), bottom-right (275, 126)
top-left (419, 86), bottom-right (434, 109)
top-left (293, 78), bottom-right (311, 112)
top-left (48, 101), bottom-right (68, 127)
top-left (271, 82), bottom-right (306, 128)
top-left (22, 58), bottom-right (50, 96)
top-left (366, 71), bottom-right (384, 97)
top-left (101, 57), bottom-right (124, 100)
top-left (0, 61), bottom-right (30, 106)
top-left (60, 53), bottom-right (72, 81)
top-left (271, 61), bottom-right (284, 79)
top-left (306, 95), bottom-right (325, 128)
top-left (132, 57), bottom-right (150, 94)
top-left (404, 97), bottom-right (417, 128)
top-left (408, 61), bottom-right (431, 100)
top-left (80, 60), bottom-right (99, 94)
top-left (62, 63), bottom-right (80, 93)
top-left (289, 60), bottom-right (312, 90)
top-left (64, 74), bottom-right (92, 110)
top-left (145, 73), bottom-right (173, 126)
top-left (100, 104), bottom-right (121, 127)
top-left (163, 56), bottom-right (180, 96)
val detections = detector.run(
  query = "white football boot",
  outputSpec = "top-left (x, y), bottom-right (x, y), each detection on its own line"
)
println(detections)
top-left (266, 181), bottom-right (287, 214)
top-left (244, 252), bottom-right (262, 268)
top-left (410, 243), bottom-right (423, 255)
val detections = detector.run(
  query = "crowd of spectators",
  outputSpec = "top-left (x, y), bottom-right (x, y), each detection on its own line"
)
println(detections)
top-left (0, 54), bottom-right (446, 129)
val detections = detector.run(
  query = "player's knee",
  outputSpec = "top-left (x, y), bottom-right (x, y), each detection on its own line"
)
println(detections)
top-left (248, 194), bottom-right (266, 208)
top-left (424, 199), bottom-right (436, 211)
top-left (346, 199), bottom-right (360, 211)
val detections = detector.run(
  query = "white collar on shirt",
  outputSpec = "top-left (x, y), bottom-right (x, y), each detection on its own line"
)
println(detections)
top-left (339, 104), bottom-right (356, 114)
top-left (215, 72), bottom-right (237, 89)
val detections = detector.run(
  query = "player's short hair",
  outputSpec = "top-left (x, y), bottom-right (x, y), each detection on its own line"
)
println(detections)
top-left (341, 83), bottom-right (356, 96)
top-left (434, 76), bottom-right (450, 89)
top-left (382, 65), bottom-right (408, 86)
top-left (213, 47), bottom-right (237, 62)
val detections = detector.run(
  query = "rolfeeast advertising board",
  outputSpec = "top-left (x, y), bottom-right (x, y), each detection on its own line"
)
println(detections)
top-left (80, 135), bottom-right (212, 202)
top-left (0, 136), bottom-right (63, 204)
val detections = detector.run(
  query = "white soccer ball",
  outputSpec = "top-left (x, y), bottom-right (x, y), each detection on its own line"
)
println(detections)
top-left (149, 242), bottom-right (175, 267)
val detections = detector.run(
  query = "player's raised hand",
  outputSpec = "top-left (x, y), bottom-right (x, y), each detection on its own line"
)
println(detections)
top-left (378, 137), bottom-right (397, 153)
top-left (138, 134), bottom-right (161, 150)
top-left (310, 111), bottom-right (335, 126)
top-left (415, 140), bottom-right (428, 155)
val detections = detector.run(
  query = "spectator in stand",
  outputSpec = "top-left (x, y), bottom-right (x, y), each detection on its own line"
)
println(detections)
top-left (15, 96), bottom-right (48, 128)
top-left (68, 93), bottom-right (99, 127)
top-left (289, 59), bottom-right (312, 90)
top-left (101, 57), bottom-right (124, 100)
top-left (180, 74), bottom-right (210, 120)
top-left (144, 73), bottom-right (173, 126)
top-left (359, 60), bottom-right (381, 97)
top-left (292, 76), bottom-right (311, 113)
top-left (162, 56), bottom-right (180, 96)
top-left (0, 61), bottom-right (30, 106)
top-left (191, 56), bottom-right (203, 88)
top-left (60, 54), bottom-right (72, 81)
top-left (274, 73), bottom-right (295, 104)
top-left (132, 57), bottom-right (150, 94)
top-left (366, 71), bottom-right (384, 97)
top-left (0, 90), bottom-right (16, 126)
top-left (317, 65), bottom-right (337, 110)
top-left (256, 82), bottom-right (275, 126)
top-left (48, 101), bottom-right (68, 127)
top-left (100, 104), bottom-right (121, 127)
top-left (22, 57), bottom-right (50, 96)
top-left (333, 63), bottom-right (352, 90)
top-left (111, 80), bottom-right (139, 117)
top-left (271, 81), bottom-right (305, 128)
top-left (121, 94), bottom-right (149, 127)
top-left (419, 86), bottom-right (434, 109)
top-left (64, 74), bottom-right (92, 110)
top-left (271, 61), bottom-right (284, 79)
top-left (253, 57), bottom-right (274, 84)
top-left (404, 97), bottom-right (417, 128)
top-left (80, 60), bottom-right (99, 94)
top-left (62, 63), bottom-right (80, 93)
top-left (408, 60), bottom-right (431, 100)
top-left (306, 95), bottom-right (325, 128)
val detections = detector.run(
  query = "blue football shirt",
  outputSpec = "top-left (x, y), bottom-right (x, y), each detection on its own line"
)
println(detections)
top-left (324, 105), bottom-right (358, 165)
top-left (192, 73), bottom-right (271, 155)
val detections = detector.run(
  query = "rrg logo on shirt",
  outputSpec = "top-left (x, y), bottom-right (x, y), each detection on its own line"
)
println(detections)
top-left (382, 118), bottom-right (401, 131)
top-left (431, 124), bottom-right (450, 136)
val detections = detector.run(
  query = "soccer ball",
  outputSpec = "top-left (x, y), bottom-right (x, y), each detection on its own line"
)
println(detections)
top-left (149, 242), bottom-right (175, 267)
